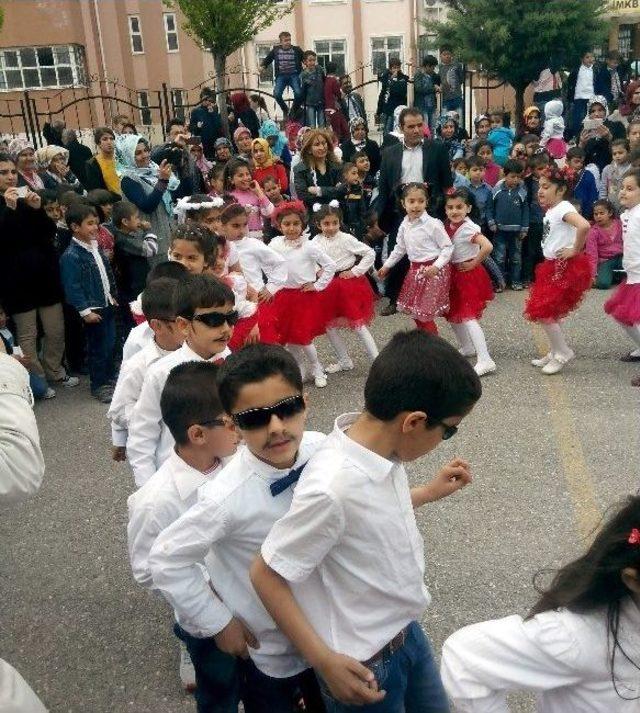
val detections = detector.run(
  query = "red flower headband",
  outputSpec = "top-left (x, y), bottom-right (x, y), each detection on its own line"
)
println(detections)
top-left (271, 199), bottom-right (307, 227)
top-left (628, 528), bottom-right (640, 545)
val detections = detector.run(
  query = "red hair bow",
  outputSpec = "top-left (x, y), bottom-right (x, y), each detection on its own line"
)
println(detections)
top-left (445, 187), bottom-right (457, 196)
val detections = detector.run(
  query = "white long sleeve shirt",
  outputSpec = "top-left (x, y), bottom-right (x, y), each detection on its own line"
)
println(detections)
top-left (122, 321), bottom-right (153, 362)
top-left (149, 432), bottom-right (326, 679)
top-left (621, 203), bottom-right (640, 284)
top-left (234, 236), bottom-right (287, 295)
top-left (310, 231), bottom-right (375, 276)
top-left (383, 212), bottom-right (453, 270)
top-left (127, 342), bottom-right (230, 487)
top-left (107, 338), bottom-right (175, 447)
top-left (269, 236), bottom-right (336, 290)
top-left (227, 272), bottom-right (257, 320)
top-left (441, 600), bottom-right (640, 712)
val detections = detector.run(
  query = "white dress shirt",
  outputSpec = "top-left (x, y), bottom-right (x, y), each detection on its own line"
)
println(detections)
top-left (234, 236), bottom-right (287, 295)
top-left (261, 414), bottom-right (430, 663)
top-left (127, 342), bottom-right (231, 487)
top-left (310, 232), bottom-right (375, 276)
top-left (401, 141), bottom-right (425, 184)
top-left (270, 236), bottom-right (336, 289)
top-left (541, 201), bottom-right (578, 260)
top-left (383, 212), bottom-right (453, 270)
top-left (127, 449), bottom-right (226, 590)
top-left (107, 338), bottom-right (173, 447)
top-left (574, 64), bottom-right (594, 100)
top-left (621, 203), bottom-right (640, 284)
top-left (450, 219), bottom-right (483, 264)
top-left (149, 431), bottom-right (326, 679)
top-left (122, 321), bottom-right (154, 362)
top-left (227, 272), bottom-right (257, 320)
top-left (441, 599), bottom-right (640, 712)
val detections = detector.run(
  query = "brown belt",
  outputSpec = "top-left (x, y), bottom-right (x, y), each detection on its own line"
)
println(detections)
top-left (361, 626), bottom-right (409, 668)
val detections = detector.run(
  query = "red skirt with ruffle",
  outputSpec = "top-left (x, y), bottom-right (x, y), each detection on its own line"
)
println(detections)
top-left (228, 311), bottom-right (258, 351)
top-left (398, 260), bottom-right (452, 322)
top-left (257, 300), bottom-right (280, 344)
top-left (446, 262), bottom-right (494, 323)
top-left (273, 287), bottom-right (330, 345)
top-left (524, 254), bottom-right (591, 323)
top-left (604, 280), bottom-right (640, 326)
top-left (323, 274), bottom-right (375, 329)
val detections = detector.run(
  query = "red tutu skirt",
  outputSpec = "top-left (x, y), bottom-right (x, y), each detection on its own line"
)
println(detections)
top-left (228, 311), bottom-right (258, 351)
top-left (546, 138), bottom-right (567, 159)
top-left (323, 274), bottom-right (375, 329)
top-left (524, 254), bottom-right (591, 323)
top-left (446, 263), bottom-right (494, 323)
top-left (273, 287), bottom-right (329, 345)
top-left (398, 260), bottom-right (452, 322)
top-left (604, 280), bottom-right (640, 326)
top-left (257, 300), bottom-right (280, 344)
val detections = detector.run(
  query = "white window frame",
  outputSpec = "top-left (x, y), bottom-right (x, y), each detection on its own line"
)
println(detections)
top-left (0, 44), bottom-right (87, 92)
top-left (313, 38), bottom-right (348, 76)
top-left (163, 13), bottom-right (180, 53)
top-left (128, 15), bottom-right (144, 55)
top-left (370, 35), bottom-right (404, 76)
top-left (137, 90), bottom-right (152, 126)
top-left (255, 43), bottom-right (276, 86)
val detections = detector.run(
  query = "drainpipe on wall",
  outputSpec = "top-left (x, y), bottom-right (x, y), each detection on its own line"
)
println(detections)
top-left (92, 0), bottom-right (108, 124)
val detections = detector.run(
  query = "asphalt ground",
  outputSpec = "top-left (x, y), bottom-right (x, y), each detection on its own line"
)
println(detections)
top-left (2, 287), bottom-right (638, 712)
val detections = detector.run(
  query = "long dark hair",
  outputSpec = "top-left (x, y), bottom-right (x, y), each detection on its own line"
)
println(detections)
top-left (528, 495), bottom-right (640, 699)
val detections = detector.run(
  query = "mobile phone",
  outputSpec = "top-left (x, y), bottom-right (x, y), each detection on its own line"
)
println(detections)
top-left (582, 119), bottom-right (603, 131)
top-left (15, 186), bottom-right (29, 198)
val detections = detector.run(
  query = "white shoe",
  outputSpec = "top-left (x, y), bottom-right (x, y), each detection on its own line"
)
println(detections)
top-left (43, 387), bottom-right (56, 400)
top-left (459, 347), bottom-right (476, 358)
top-left (325, 359), bottom-right (354, 374)
top-left (541, 350), bottom-right (574, 375)
top-left (314, 373), bottom-right (328, 388)
top-left (57, 375), bottom-right (80, 388)
top-left (531, 352), bottom-right (553, 368)
top-left (474, 359), bottom-right (496, 377)
top-left (179, 642), bottom-right (196, 692)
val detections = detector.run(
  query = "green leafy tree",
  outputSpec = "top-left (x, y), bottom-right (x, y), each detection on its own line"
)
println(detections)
top-left (427, 0), bottom-right (607, 126)
top-left (164, 0), bottom-right (295, 136)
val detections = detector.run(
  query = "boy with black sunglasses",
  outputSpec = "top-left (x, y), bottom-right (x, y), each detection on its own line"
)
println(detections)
top-left (148, 344), bottom-right (327, 712)
top-left (127, 274), bottom-right (236, 487)
top-left (251, 330), bottom-right (481, 712)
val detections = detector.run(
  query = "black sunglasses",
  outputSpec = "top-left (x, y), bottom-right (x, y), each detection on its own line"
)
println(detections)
top-left (430, 419), bottom-right (459, 441)
top-left (191, 310), bottom-right (239, 328)
top-left (231, 394), bottom-right (305, 430)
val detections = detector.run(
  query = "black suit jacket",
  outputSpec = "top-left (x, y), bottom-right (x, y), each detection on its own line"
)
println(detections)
top-left (374, 140), bottom-right (452, 232)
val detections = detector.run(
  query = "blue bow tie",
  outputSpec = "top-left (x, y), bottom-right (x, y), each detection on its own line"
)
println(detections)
top-left (270, 462), bottom-right (307, 497)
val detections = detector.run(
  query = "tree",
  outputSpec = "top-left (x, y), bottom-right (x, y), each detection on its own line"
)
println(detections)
top-left (427, 0), bottom-right (607, 127)
top-left (164, 0), bottom-right (295, 137)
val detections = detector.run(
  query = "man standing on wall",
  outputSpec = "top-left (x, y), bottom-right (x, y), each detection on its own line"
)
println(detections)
top-left (261, 31), bottom-right (304, 118)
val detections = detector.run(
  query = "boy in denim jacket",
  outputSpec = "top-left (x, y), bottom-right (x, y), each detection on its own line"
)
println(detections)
top-left (60, 203), bottom-right (117, 403)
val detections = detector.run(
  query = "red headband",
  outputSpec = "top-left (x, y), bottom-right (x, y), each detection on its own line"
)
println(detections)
top-left (271, 200), bottom-right (307, 226)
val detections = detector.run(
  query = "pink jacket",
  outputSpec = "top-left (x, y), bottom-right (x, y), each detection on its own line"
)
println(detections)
top-left (230, 189), bottom-right (274, 234)
top-left (585, 219), bottom-right (623, 276)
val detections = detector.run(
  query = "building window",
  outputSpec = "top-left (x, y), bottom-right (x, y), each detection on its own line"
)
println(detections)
top-left (128, 15), bottom-right (144, 54)
top-left (619, 24), bottom-right (634, 60)
top-left (314, 39), bottom-right (347, 76)
top-left (171, 89), bottom-right (186, 122)
top-left (164, 13), bottom-right (180, 52)
top-left (0, 44), bottom-right (87, 92)
top-left (371, 36), bottom-right (403, 76)
top-left (256, 44), bottom-right (276, 86)
top-left (137, 91), bottom-right (152, 126)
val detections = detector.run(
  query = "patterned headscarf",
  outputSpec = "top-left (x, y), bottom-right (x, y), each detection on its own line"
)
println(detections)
top-left (587, 95), bottom-right (609, 119)
top-left (36, 145), bottom-right (68, 168)
top-left (7, 137), bottom-right (35, 161)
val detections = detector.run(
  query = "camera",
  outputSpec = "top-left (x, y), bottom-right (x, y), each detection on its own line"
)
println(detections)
top-left (157, 143), bottom-right (184, 169)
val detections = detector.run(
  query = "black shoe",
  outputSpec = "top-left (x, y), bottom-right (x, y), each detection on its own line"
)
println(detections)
top-left (380, 301), bottom-right (397, 316)
top-left (92, 385), bottom-right (114, 404)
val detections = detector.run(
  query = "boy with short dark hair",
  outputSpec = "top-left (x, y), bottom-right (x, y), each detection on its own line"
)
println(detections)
top-left (127, 274), bottom-right (235, 486)
top-left (600, 138), bottom-right (631, 208)
top-left (60, 202), bottom-right (117, 403)
top-left (340, 162), bottom-right (368, 241)
top-left (86, 188), bottom-right (116, 260)
top-left (567, 146), bottom-right (599, 218)
top-left (251, 330), bottom-right (480, 711)
top-left (149, 344), bottom-right (327, 712)
top-left (353, 150), bottom-right (376, 196)
top-left (300, 50), bottom-right (326, 129)
top-left (488, 159), bottom-right (529, 290)
top-left (522, 153), bottom-right (550, 284)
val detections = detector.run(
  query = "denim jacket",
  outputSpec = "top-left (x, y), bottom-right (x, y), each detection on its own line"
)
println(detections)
top-left (60, 240), bottom-right (116, 316)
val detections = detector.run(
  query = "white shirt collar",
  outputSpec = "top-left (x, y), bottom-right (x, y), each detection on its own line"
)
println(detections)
top-left (402, 139), bottom-right (423, 151)
top-left (168, 449), bottom-right (211, 501)
top-left (72, 237), bottom-right (98, 252)
top-left (240, 444), bottom-right (308, 483)
top-left (334, 413), bottom-right (396, 483)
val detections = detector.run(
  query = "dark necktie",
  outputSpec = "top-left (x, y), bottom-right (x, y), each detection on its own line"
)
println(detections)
top-left (270, 461), bottom-right (307, 497)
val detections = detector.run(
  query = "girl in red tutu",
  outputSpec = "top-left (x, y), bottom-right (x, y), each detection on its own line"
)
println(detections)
top-left (310, 201), bottom-right (379, 372)
top-left (604, 169), bottom-right (640, 371)
top-left (269, 201), bottom-right (336, 387)
top-left (378, 182), bottom-right (453, 334)
top-left (442, 188), bottom-right (496, 376)
top-left (524, 166), bottom-right (591, 375)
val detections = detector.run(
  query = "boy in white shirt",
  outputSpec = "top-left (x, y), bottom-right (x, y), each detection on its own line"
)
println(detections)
top-left (108, 278), bottom-right (184, 462)
top-left (127, 360), bottom-right (239, 701)
top-left (148, 344), bottom-right (326, 712)
top-left (127, 274), bottom-right (236, 487)
top-left (251, 330), bottom-right (482, 711)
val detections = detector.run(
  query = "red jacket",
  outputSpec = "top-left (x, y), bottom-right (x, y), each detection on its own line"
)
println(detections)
top-left (253, 162), bottom-right (289, 192)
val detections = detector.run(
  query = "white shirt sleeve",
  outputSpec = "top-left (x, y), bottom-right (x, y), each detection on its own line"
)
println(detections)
top-left (433, 221), bottom-right (454, 270)
top-left (310, 244), bottom-right (337, 291)
top-left (441, 613), bottom-right (583, 712)
top-left (148, 495), bottom-right (234, 637)
top-left (107, 357), bottom-right (139, 447)
top-left (343, 234), bottom-right (375, 277)
top-left (127, 500), bottom-right (167, 589)
top-left (383, 221), bottom-right (408, 269)
top-left (257, 242), bottom-right (288, 296)
top-left (127, 369), bottom-right (164, 487)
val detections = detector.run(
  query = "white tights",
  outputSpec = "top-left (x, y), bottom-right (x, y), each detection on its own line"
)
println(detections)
top-left (621, 324), bottom-right (640, 356)
top-left (542, 321), bottom-right (572, 358)
top-left (326, 326), bottom-right (379, 365)
top-left (450, 321), bottom-right (493, 365)
top-left (286, 344), bottom-right (325, 378)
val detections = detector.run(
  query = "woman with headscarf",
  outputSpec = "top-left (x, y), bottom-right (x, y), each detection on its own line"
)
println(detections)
top-left (380, 105), bottom-right (408, 150)
top-left (36, 146), bottom-right (83, 193)
top-left (579, 95), bottom-right (626, 173)
top-left (517, 106), bottom-right (543, 139)
top-left (289, 126), bottom-right (311, 199)
top-left (188, 140), bottom-right (213, 185)
top-left (229, 92), bottom-right (261, 139)
top-left (260, 119), bottom-right (292, 169)
top-left (340, 117), bottom-right (382, 176)
top-left (251, 138), bottom-right (288, 192)
top-left (8, 139), bottom-right (44, 191)
top-left (117, 134), bottom-right (179, 260)
top-left (436, 114), bottom-right (465, 160)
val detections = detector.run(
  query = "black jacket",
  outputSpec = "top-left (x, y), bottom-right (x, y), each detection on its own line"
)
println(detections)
top-left (188, 105), bottom-right (223, 158)
top-left (66, 138), bottom-right (93, 188)
top-left (567, 62), bottom-right (615, 104)
top-left (376, 71), bottom-right (409, 116)
top-left (293, 162), bottom-right (348, 212)
top-left (340, 138), bottom-right (381, 176)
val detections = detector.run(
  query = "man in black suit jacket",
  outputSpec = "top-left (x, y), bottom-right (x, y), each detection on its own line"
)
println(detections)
top-left (374, 107), bottom-right (452, 314)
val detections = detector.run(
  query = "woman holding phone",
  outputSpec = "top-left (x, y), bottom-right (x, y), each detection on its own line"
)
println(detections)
top-left (579, 95), bottom-right (626, 173)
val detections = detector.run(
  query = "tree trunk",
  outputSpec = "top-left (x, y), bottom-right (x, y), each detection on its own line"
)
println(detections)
top-left (514, 84), bottom-right (526, 135)
top-left (213, 52), bottom-right (230, 139)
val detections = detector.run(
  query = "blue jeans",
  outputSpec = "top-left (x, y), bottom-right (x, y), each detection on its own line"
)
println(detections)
top-left (29, 372), bottom-right (49, 399)
top-left (319, 622), bottom-right (449, 713)
top-left (492, 230), bottom-right (523, 286)
top-left (84, 306), bottom-right (115, 391)
top-left (242, 658), bottom-right (325, 713)
top-left (274, 73), bottom-right (302, 115)
top-left (305, 105), bottom-right (325, 128)
top-left (483, 255), bottom-right (506, 289)
top-left (174, 624), bottom-right (240, 713)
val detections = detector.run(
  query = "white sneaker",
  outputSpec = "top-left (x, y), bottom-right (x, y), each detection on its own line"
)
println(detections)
top-left (531, 352), bottom-right (553, 368)
top-left (57, 375), bottom-right (80, 388)
top-left (541, 350), bottom-right (575, 375)
top-left (44, 387), bottom-right (56, 399)
top-left (179, 642), bottom-right (196, 693)
top-left (325, 359), bottom-right (354, 374)
top-left (474, 359), bottom-right (496, 377)
top-left (314, 373), bottom-right (328, 388)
